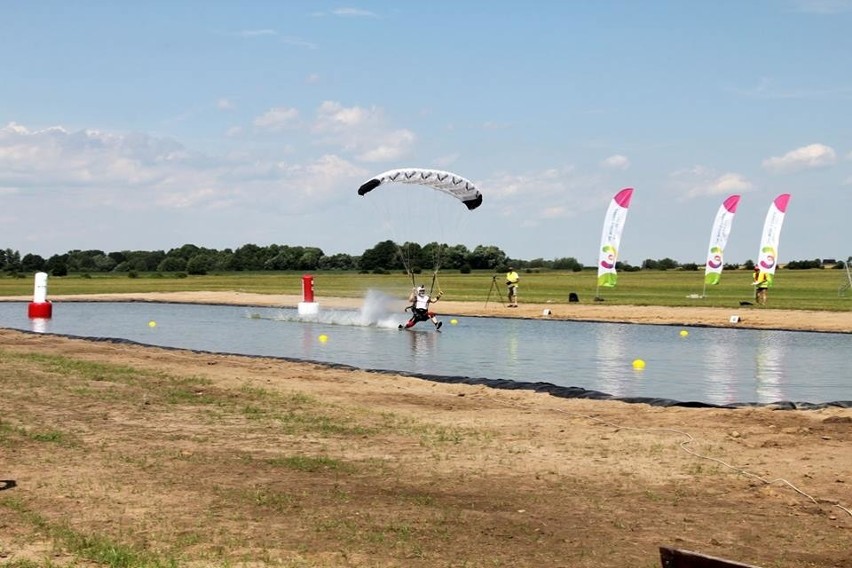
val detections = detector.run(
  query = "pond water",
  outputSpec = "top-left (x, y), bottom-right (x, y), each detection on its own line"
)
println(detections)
top-left (1, 297), bottom-right (849, 407)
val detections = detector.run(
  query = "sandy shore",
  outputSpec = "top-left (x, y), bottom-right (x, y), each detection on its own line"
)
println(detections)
top-left (4, 291), bottom-right (851, 333)
top-left (1, 306), bottom-right (850, 567)
top-left (2, 291), bottom-right (851, 567)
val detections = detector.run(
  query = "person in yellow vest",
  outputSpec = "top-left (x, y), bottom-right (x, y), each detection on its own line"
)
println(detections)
top-left (505, 267), bottom-right (519, 307)
top-left (752, 266), bottom-right (769, 305)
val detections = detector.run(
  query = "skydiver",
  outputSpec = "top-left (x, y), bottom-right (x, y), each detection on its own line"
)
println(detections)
top-left (399, 285), bottom-right (443, 330)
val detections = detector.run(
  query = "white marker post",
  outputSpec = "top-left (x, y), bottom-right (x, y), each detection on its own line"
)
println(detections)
top-left (28, 271), bottom-right (53, 319)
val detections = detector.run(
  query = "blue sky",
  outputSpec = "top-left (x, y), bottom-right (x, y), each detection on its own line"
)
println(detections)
top-left (2, 0), bottom-right (851, 266)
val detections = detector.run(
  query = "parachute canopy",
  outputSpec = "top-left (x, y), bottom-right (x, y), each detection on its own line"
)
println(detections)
top-left (357, 168), bottom-right (483, 210)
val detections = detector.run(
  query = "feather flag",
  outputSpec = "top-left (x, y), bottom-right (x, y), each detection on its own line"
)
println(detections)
top-left (704, 195), bottom-right (741, 286)
top-left (756, 194), bottom-right (791, 287)
top-left (597, 188), bottom-right (634, 288)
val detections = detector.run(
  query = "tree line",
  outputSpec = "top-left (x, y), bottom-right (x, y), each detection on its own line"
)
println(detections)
top-left (0, 241), bottom-right (582, 276)
top-left (0, 243), bottom-right (842, 277)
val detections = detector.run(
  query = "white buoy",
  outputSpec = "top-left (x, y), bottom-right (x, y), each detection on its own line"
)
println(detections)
top-left (28, 272), bottom-right (52, 319)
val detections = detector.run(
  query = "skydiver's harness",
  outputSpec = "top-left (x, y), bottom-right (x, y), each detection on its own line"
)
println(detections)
top-left (405, 288), bottom-right (442, 323)
top-left (409, 306), bottom-right (430, 323)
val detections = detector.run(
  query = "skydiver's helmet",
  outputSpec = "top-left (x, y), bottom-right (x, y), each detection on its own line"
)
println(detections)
top-left (417, 285), bottom-right (426, 295)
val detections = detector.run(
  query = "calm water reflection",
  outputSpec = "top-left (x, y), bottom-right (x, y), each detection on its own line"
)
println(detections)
top-left (0, 301), bottom-right (849, 405)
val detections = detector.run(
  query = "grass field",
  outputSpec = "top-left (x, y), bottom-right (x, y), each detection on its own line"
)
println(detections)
top-left (1, 268), bottom-right (851, 311)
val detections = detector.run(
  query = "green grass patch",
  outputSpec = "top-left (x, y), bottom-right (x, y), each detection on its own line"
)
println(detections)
top-left (1, 268), bottom-right (849, 311)
top-left (0, 498), bottom-right (180, 568)
top-left (266, 454), bottom-right (355, 473)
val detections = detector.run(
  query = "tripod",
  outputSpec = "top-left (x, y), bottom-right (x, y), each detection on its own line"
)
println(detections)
top-left (485, 275), bottom-right (506, 307)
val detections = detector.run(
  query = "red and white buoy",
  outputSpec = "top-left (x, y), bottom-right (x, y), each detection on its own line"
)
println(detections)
top-left (297, 274), bottom-right (319, 316)
top-left (28, 271), bottom-right (53, 319)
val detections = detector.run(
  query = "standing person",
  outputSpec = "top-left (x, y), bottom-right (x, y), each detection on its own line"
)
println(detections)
top-left (752, 266), bottom-right (769, 305)
top-left (399, 285), bottom-right (443, 330)
top-left (505, 266), bottom-right (520, 307)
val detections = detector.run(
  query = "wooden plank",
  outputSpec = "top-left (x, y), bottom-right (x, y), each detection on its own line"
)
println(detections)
top-left (660, 547), bottom-right (763, 568)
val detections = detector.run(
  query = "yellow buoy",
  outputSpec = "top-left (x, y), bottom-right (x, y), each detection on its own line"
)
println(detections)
top-left (632, 359), bottom-right (646, 370)
top-left (450, 319), bottom-right (458, 325)
top-left (148, 321), bottom-right (157, 328)
top-left (318, 334), bottom-right (328, 343)
top-left (679, 329), bottom-right (689, 337)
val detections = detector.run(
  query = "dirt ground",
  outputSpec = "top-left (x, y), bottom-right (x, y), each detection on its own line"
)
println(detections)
top-left (1, 294), bottom-right (850, 567)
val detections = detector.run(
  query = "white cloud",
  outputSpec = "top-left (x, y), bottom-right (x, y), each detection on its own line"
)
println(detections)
top-left (332, 8), bottom-right (378, 17)
top-left (762, 143), bottom-right (836, 173)
top-left (0, 121), bottom-right (367, 217)
top-left (601, 154), bottom-right (630, 170)
top-left (712, 173), bottom-right (752, 193)
top-left (315, 101), bottom-right (371, 129)
top-left (670, 165), bottom-right (754, 198)
top-left (253, 107), bottom-right (299, 131)
top-left (482, 166), bottom-right (610, 222)
top-left (217, 98), bottom-right (234, 110)
top-left (281, 36), bottom-right (318, 50)
top-left (357, 130), bottom-right (415, 162)
top-left (231, 29), bottom-right (277, 38)
top-left (313, 101), bottom-right (415, 163)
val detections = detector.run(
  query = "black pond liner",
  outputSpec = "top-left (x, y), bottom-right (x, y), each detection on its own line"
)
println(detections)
top-left (15, 329), bottom-right (852, 411)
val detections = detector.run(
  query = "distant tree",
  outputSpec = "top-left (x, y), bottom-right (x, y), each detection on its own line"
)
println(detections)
top-left (41, 254), bottom-right (67, 276)
top-left (786, 258), bottom-right (822, 269)
top-left (167, 244), bottom-right (201, 261)
top-left (297, 247), bottom-right (324, 271)
top-left (360, 240), bottom-right (402, 271)
top-left (2, 249), bottom-right (22, 272)
top-left (318, 253), bottom-right (356, 270)
top-left (108, 251), bottom-right (127, 265)
top-left (92, 253), bottom-right (117, 272)
top-left (467, 245), bottom-right (508, 270)
top-left (186, 254), bottom-right (215, 275)
top-left (21, 254), bottom-right (46, 272)
top-left (0, 249), bottom-right (22, 273)
top-left (441, 244), bottom-right (470, 270)
top-left (157, 257), bottom-right (187, 272)
top-left (552, 257), bottom-right (583, 271)
top-left (232, 243), bottom-right (265, 271)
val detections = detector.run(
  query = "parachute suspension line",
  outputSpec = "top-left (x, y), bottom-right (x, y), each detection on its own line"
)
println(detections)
top-left (429, 271), bottom-right (441, 298)
top-left (357, 167), bottom-right (484, 299)
top-left (427, 243), bottom-right (446, 297)
top-left (395, 243), bottom-right (417, 288)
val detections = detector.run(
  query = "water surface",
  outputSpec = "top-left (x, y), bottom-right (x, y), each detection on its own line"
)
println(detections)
top-left (1, 300), bottom-right (849, 406)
